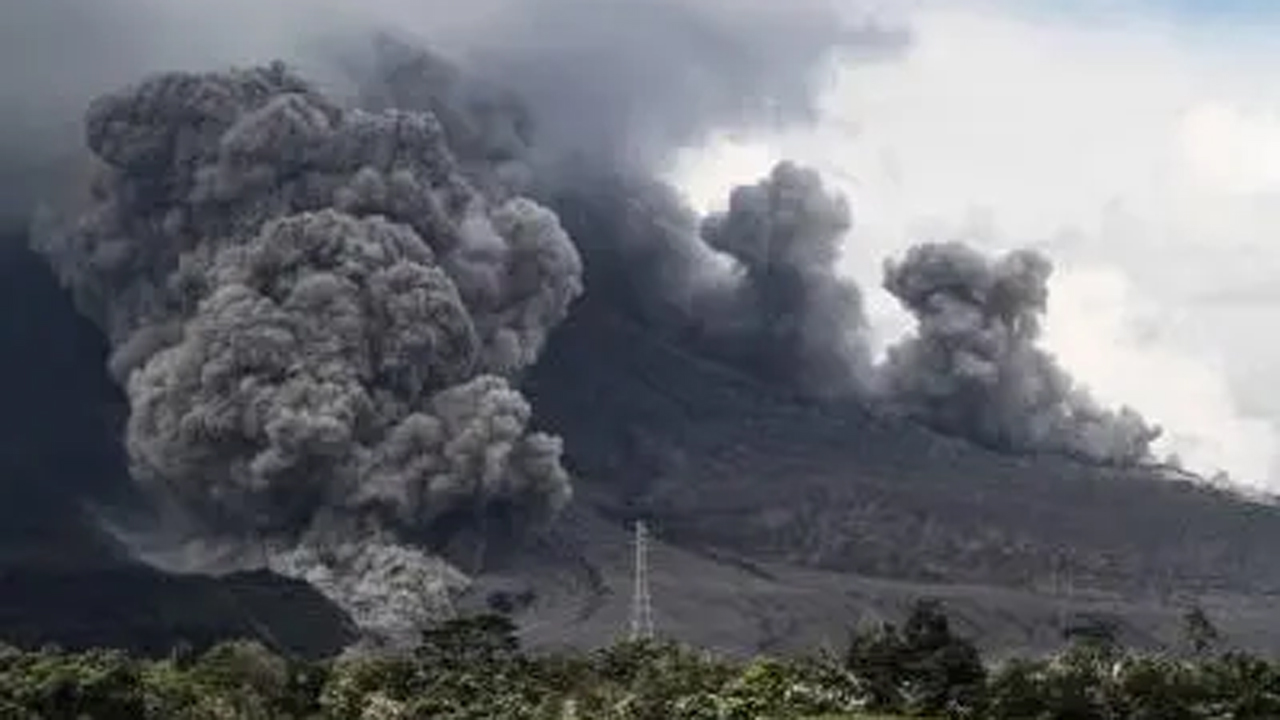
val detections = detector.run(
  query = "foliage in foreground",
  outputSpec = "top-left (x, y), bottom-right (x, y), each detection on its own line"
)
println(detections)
top-left (2, 603), bottom-right (1278, 719)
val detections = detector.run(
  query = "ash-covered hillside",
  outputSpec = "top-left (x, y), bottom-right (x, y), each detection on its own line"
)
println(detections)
top-left (526, 295), bottom-right (1280, 597)
top-left (5, 2), bottom-right (1280, 657)
top-left (5, 215), bottom-right (1280, 658)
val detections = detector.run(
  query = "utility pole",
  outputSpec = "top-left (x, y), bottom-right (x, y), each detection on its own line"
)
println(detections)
top-left (629, 519), bottom-right (656, 642)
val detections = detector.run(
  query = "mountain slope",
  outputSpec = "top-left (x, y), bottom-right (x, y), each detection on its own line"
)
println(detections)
top-left (526, 298), bottom-right (1280, 597)
top-left (0, 234), bottom-right (355, 657)
top-left (496, 296), bottom-right (1280, 652)
top-left (4, 224), bottom-right (1280, 658)
top-left (475, 502), bottom-right (1280, 657)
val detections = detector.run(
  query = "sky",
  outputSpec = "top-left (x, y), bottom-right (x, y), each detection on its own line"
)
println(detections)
top-left (669, 0), bottom-right (1280, 490)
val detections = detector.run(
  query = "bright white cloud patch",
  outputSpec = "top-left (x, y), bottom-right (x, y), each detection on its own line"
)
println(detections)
top-left (669, 2), bottom-right (1280, 490)
top-left (1043, 266), bottom-right (1276, 481)
top-left (1179, 103), bottom-right (1280, 195)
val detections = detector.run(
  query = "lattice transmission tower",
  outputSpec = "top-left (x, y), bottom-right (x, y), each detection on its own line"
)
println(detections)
top-left (628, 519), bottom-right (656, 641)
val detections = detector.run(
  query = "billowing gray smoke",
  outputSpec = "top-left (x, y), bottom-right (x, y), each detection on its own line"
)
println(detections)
top-left (332, 38), bottom-right (879, 398)
top-left (878, 242), bottom-right (1161, 465)
top-left (345, 18), bottom-right (897, 398)
top-left (696, 162), bottom-right (873, 395)
top-left (243, 26), bottom-right (1157, 451)
top-left (4, 0), bottom-right (1173, 640)
top-left (33, 63), bottom-right (581, 637)
top-left (522, 159), bottom-right (877, 398)
top-left (5, 0), bottom-right (909, 408)
top-left (4, 0), bottom-right (908, 641)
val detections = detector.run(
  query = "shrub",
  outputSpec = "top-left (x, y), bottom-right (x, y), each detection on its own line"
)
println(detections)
top-left (8, 606), bottom-right (1280, 719)
top-left (845, 599), bottom-right (985, 716)
top-left (0, 648), bottom-right (146, 720)
top-left (320, 655), bottom-right (416, 720)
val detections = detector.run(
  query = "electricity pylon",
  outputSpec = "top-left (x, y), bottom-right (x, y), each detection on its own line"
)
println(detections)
top-left (628, 519), bottom-right (656, 641)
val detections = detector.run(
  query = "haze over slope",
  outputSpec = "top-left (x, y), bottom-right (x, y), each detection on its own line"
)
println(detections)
top-left (529, 298), bottom-right (1280, 597)
top-left (1, 0), bottom-right (1277, 651)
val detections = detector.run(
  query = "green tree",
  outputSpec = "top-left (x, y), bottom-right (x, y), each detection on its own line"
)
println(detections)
top-left (0, 648), bottom-right (146, 720)
top-left (845, 599), bottom-right (985, 715)
top-left (1182, 605), bottom-right (1221, 657)
top-left (415, 612), bottom-right (522, 670)
top-left (1062, 613), bottom-right (1122, 662)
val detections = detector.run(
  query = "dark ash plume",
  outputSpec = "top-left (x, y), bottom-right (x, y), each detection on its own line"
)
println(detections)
top-left (1, 0), bottom-right (910, 221)
top-left (7, 0), bottom-right (909, 406)
top-left (33, 63), bottom-right (582, 637)
top-left (41, 63), bottom-right (581, 376)
top-left (2, 1), bottom-right (1180, 642)
top-left (351, 35), bottom-right (537, 197)
top-left (697, 161), bottom-right (873, 395)
top-left (355, 29), bottom-right (893, 398)
top-left (359, 35), bottom-right (1167, 460)
top-left (534, 161), bottom-right (876, 398)
top-left (878, 241), bottom-right (1161, 465)
top-left (6, 0), bottom-right (909, 640)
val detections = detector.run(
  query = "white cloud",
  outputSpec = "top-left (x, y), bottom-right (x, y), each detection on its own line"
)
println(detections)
top-left (1179, 103), bottom-right (1280, 195)
top-left (1044, 265), bottom-right (1275, 481)
top-left (668, 2), bottom-right (1280, 490)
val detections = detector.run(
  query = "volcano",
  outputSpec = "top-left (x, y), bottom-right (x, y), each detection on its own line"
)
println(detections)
top-left (4, 224), bottom-right (1280, 657)
top-left (468, 294), bottom-right (1280, 655)
top-left (4, 19), bottom-right (1280, 658)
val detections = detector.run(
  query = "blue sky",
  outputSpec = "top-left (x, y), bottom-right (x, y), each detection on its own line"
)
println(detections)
top-left (1158, 0), bottom-right (1276, 16)
top-left (1012, 0), bottom-right (1280, 27)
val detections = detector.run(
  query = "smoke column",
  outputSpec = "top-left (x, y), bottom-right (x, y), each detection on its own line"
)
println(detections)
top-left (33, 62), bottom-right (581, 640)
top-left (695, 161), bottom-right (874, 395)
top-left (327, 10), bottom-right (1166, 461)
top-left (3, 0), bottom-right (908, 641)
top-left (878, 242), bottom-right (1162, 465)
top-left (330, 7), bottom-right (905, 398)
top-left (0, 0), bottom-right (1181, 641)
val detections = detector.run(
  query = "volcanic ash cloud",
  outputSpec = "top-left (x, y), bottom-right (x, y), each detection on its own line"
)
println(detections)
top-left (878, 241), bottom-right (1161, 466)
top-left (33, 62), bottom-right (583, 640)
